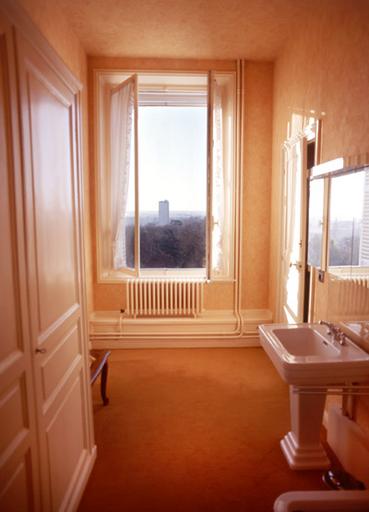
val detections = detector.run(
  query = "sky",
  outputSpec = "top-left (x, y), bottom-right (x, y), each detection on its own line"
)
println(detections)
top-left (310, 169), bottom-right (367, 224)
top-left (126, 106), bottom-right (207, 214)
top-left (330, 170), bottom-right (366, 221)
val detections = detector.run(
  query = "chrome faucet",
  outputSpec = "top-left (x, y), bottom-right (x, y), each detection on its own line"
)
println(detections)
top-left (319, 320), bottom-right (347, 345)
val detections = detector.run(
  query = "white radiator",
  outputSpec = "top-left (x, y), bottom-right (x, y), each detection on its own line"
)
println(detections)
top-left (126, 279), bottom-right (204, 318)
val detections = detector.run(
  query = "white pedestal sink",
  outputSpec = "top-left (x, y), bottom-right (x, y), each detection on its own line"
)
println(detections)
top-left (259, 323), bottom-right (369, 470)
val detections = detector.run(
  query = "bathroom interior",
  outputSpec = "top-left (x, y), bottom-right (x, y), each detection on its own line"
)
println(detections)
top-left (1, 0), bottom-right (369, 511)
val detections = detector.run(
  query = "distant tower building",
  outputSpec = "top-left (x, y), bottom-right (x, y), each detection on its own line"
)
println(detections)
top-left (159, 200), bottom-right (170, 225)
top-left (359, 170), bottom-right (369, 265)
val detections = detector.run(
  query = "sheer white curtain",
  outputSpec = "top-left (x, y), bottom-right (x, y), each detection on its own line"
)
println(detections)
top-left (110, 78), bottom-right (135, 269)
top-left (211, 74), bottom-right (236, 279)
top-left (212, 79), bottom-right (226, 276)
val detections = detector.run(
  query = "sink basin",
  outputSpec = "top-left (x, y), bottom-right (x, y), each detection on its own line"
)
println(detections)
top-left (259, 323), bottom-right (369, 385)
top-left (259, 322), bottom-right (369, 470)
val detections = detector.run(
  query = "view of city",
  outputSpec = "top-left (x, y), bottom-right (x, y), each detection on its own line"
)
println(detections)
top-left (123, 104), bottom-right (207, 269)
top-left (308, 169), bottom-right (369, 268)
top-left (308, 218), bottom-right (362, 267)
top-left (125, 201), bottom-right (206, 269)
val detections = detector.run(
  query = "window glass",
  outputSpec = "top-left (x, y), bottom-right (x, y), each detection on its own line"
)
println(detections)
top-left (328, 169), bottom-right (367, 269)
top-left (138, 105), bottom-right (207, 269)
top-left (307, 178), bottom-right (324, 267)
top-left (125, 116), bottom-right (136, 269)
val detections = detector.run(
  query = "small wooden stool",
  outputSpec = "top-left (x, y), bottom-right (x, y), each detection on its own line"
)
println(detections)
top-left (90, 349), bottom-right (111, 405)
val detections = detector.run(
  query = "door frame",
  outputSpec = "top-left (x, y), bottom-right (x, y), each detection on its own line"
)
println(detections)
top-left (276, 118), bottom-right (320, 323)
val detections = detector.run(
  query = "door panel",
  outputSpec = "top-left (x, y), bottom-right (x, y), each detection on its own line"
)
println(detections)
top-left (46, 373), bottom-right (87, 511)
top-left (280, 138), bottom-right (307, 323)
top-left (41, 325), bottom-right (80, 402)
top-left (0, 25), bottom-right (39, 511)
top-left (28, 71), bottom-right (78, 334)
top-left (15, 29), bottom-right (93, 511)
top-left (0, 455), bottom-right (34, 512)
top-left (0, 380), bottom-right (29, 455)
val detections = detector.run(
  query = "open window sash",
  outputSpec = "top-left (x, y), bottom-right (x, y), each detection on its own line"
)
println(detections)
top-left (208, 72), bottom-right (235, 280)
top-left (109, 74), bottom-right (139, 276)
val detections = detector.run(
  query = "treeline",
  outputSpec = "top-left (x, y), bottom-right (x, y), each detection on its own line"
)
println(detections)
top-left (125, 217), bottom-right (206, 268)
top-left (329, 235), bottom-right (360, 266)
top-left (308, 232), bottom-right (360, 266)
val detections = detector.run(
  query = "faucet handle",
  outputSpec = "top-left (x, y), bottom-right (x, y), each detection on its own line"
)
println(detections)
top-left (319, 320), bottom-right (333, 334)
top-left (337, 331), bottom-right (347, 345)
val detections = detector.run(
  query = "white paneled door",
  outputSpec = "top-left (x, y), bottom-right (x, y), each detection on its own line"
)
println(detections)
top-left (0, 4), bottom-right (95, 511)
top-left (0, 19), bottom-right (40, 512)
top-left (279, 138), bottom-right (307, 323)
top-left (15, 29), bottom-right (94, 512)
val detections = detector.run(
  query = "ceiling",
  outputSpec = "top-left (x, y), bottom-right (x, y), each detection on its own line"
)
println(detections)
top-left (56, 0), bottom-right (312, 61)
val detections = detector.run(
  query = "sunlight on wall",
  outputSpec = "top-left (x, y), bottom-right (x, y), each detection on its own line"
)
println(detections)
top-left (272, 0), bottom-right (369, 444)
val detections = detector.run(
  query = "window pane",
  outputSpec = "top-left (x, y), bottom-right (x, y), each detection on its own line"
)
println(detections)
top-left (124, 113), bottom-right (136, 269)
top-left (138, 106), bottom-right (207, 269)
top-left (328, 170), bottom-right (366, 268)
top-left (307, 178), bottom-right (324, 267)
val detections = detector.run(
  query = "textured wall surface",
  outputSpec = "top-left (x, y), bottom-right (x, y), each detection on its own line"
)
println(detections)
top-left (242, 62), bottom-right (273, 309)
top-left (18, 0), bottom-right (93, 313)
top-left (18, 0), bottom-right (86, 80)
top-left (57, 0), bottom-right (308, 61)
top-left (271, 0), bottom-right (369, 449)
top-left (270, 0), bottom-right (369, 318)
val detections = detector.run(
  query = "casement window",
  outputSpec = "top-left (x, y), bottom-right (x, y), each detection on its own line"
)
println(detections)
top-left (96, 70), bottom-right (237, 281)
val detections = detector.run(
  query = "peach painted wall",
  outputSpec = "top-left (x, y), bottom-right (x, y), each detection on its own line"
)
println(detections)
top-left (270, 0), bottom-right (369, 319)
top-left (88, 57), bottom-right (273, 312)
top-left (271, 0), bottom-right (369, 448)
top-left (18, 0), bottom-right (93, 313)
top-left (242, 62), bottom-right (273, 310)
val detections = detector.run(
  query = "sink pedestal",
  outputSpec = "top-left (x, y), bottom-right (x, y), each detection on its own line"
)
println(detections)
top-left (258, 322), bottom-right (369, 470)
top-left (281, 385), bottom-right (330, 470)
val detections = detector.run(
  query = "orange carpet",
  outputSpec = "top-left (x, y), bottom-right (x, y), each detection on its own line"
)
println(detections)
top-left (79, 347), bottom-right (327, 512)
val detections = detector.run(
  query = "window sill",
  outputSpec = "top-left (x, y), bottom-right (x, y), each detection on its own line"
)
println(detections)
top-left (98, 269), bottom-right (235, 283)
top-left (99, 268), bottom-right (206, 283)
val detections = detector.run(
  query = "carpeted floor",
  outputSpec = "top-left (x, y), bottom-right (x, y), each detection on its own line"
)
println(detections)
top-left (79, 347), bottom-right (328, 512)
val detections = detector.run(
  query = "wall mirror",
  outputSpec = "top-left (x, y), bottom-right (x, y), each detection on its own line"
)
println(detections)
top-left (307, 178), bottom-right (324, 268)
top-left (308, 158), bottom-right (369, 278)
top-left (328, 167), bottom-right (369, 277)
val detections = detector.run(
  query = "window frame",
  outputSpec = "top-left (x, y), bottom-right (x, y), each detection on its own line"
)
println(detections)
top-left (94, 68), bottom-right (237, 283)
top-left (309, 156), bottom-right (369, 277)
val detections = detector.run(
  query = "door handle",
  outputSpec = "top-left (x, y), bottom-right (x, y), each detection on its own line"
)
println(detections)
top-left (289, 261), bottom-right (303, 269)
top-left (35, 348), bottom-right (47, 354)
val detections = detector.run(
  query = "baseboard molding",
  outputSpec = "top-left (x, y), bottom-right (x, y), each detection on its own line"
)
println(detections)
top-left (90, 309), bottom-right (272, 349)
top-left (91, 337), bottom-right (262, 349)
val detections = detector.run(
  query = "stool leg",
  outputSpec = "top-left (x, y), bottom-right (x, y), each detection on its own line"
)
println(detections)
top-left (100, 361), bottom-right (109, 405)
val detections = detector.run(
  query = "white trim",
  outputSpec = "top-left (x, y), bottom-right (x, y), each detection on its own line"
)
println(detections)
top-left (89, 308), bottom-right (272, 348)
top-left (94, 67), bottom-right (238, 284)
top-left (64, 446), bottom-right (96, 512)
top-left (311, 152), bottom-right (369, 179)
top-left (276, 118), bottom-right (320, 323)
top-left (101, 267), bottom-right (207, 282)
top-left (91, 338), bottom-right (261, 349)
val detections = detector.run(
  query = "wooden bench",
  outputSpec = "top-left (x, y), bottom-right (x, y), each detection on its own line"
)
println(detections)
top-left (90, 349), bottom-right (111, 405)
